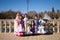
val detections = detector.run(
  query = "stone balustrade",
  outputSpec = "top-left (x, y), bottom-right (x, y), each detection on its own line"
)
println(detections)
top-left (0, 19), bottom-right (60, 33)
top-left (0, 19), bottom-right (14, 33)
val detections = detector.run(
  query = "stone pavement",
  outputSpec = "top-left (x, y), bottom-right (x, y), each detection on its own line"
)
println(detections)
top-left (0, 33), bottom-right (60, 40)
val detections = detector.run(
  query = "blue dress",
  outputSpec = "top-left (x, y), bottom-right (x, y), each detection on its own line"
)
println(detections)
top-left (38, 19), bottom-right (46, 34)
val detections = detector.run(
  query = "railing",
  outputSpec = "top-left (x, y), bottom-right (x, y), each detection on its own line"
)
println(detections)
top-left (0, 19), bottom-right (60, 33)
top-left (0, 19), bottom-right (14, 33)
top-left (52, 19), bottom-right (60, 33)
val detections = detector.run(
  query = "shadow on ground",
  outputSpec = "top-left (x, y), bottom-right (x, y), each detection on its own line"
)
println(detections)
top-left (20, 33), bottom-right (53, 37)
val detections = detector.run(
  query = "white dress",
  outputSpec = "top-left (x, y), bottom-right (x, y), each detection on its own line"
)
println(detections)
top-left (23, 17), bottom-right (28, 32)
top-left (38, 19), bottom-right (46, 34)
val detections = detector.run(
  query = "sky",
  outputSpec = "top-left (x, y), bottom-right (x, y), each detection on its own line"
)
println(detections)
top-left (0, 0), bottom-right (60, 13)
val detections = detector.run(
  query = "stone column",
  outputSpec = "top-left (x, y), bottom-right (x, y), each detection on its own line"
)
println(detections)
top-left (53, 19), bottom-right (55, 33)
top-left (9, 21), bottom-right (12, 33)
top-left (57, 21), bottom-right (60, 33)
top-left (4, 21), bottom-right (7, 33)
top-left (0, 20), bottom-right (2, 33)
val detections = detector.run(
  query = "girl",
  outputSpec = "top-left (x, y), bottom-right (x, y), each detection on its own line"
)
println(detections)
top-left (23, 14), bottom-right (29, 33)
top-left (32, 15), bottom-right (39, 34)
top-left (14, 12), bottom-right (24, 36)
top-left (38, 15), bottom-right (46, 34)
